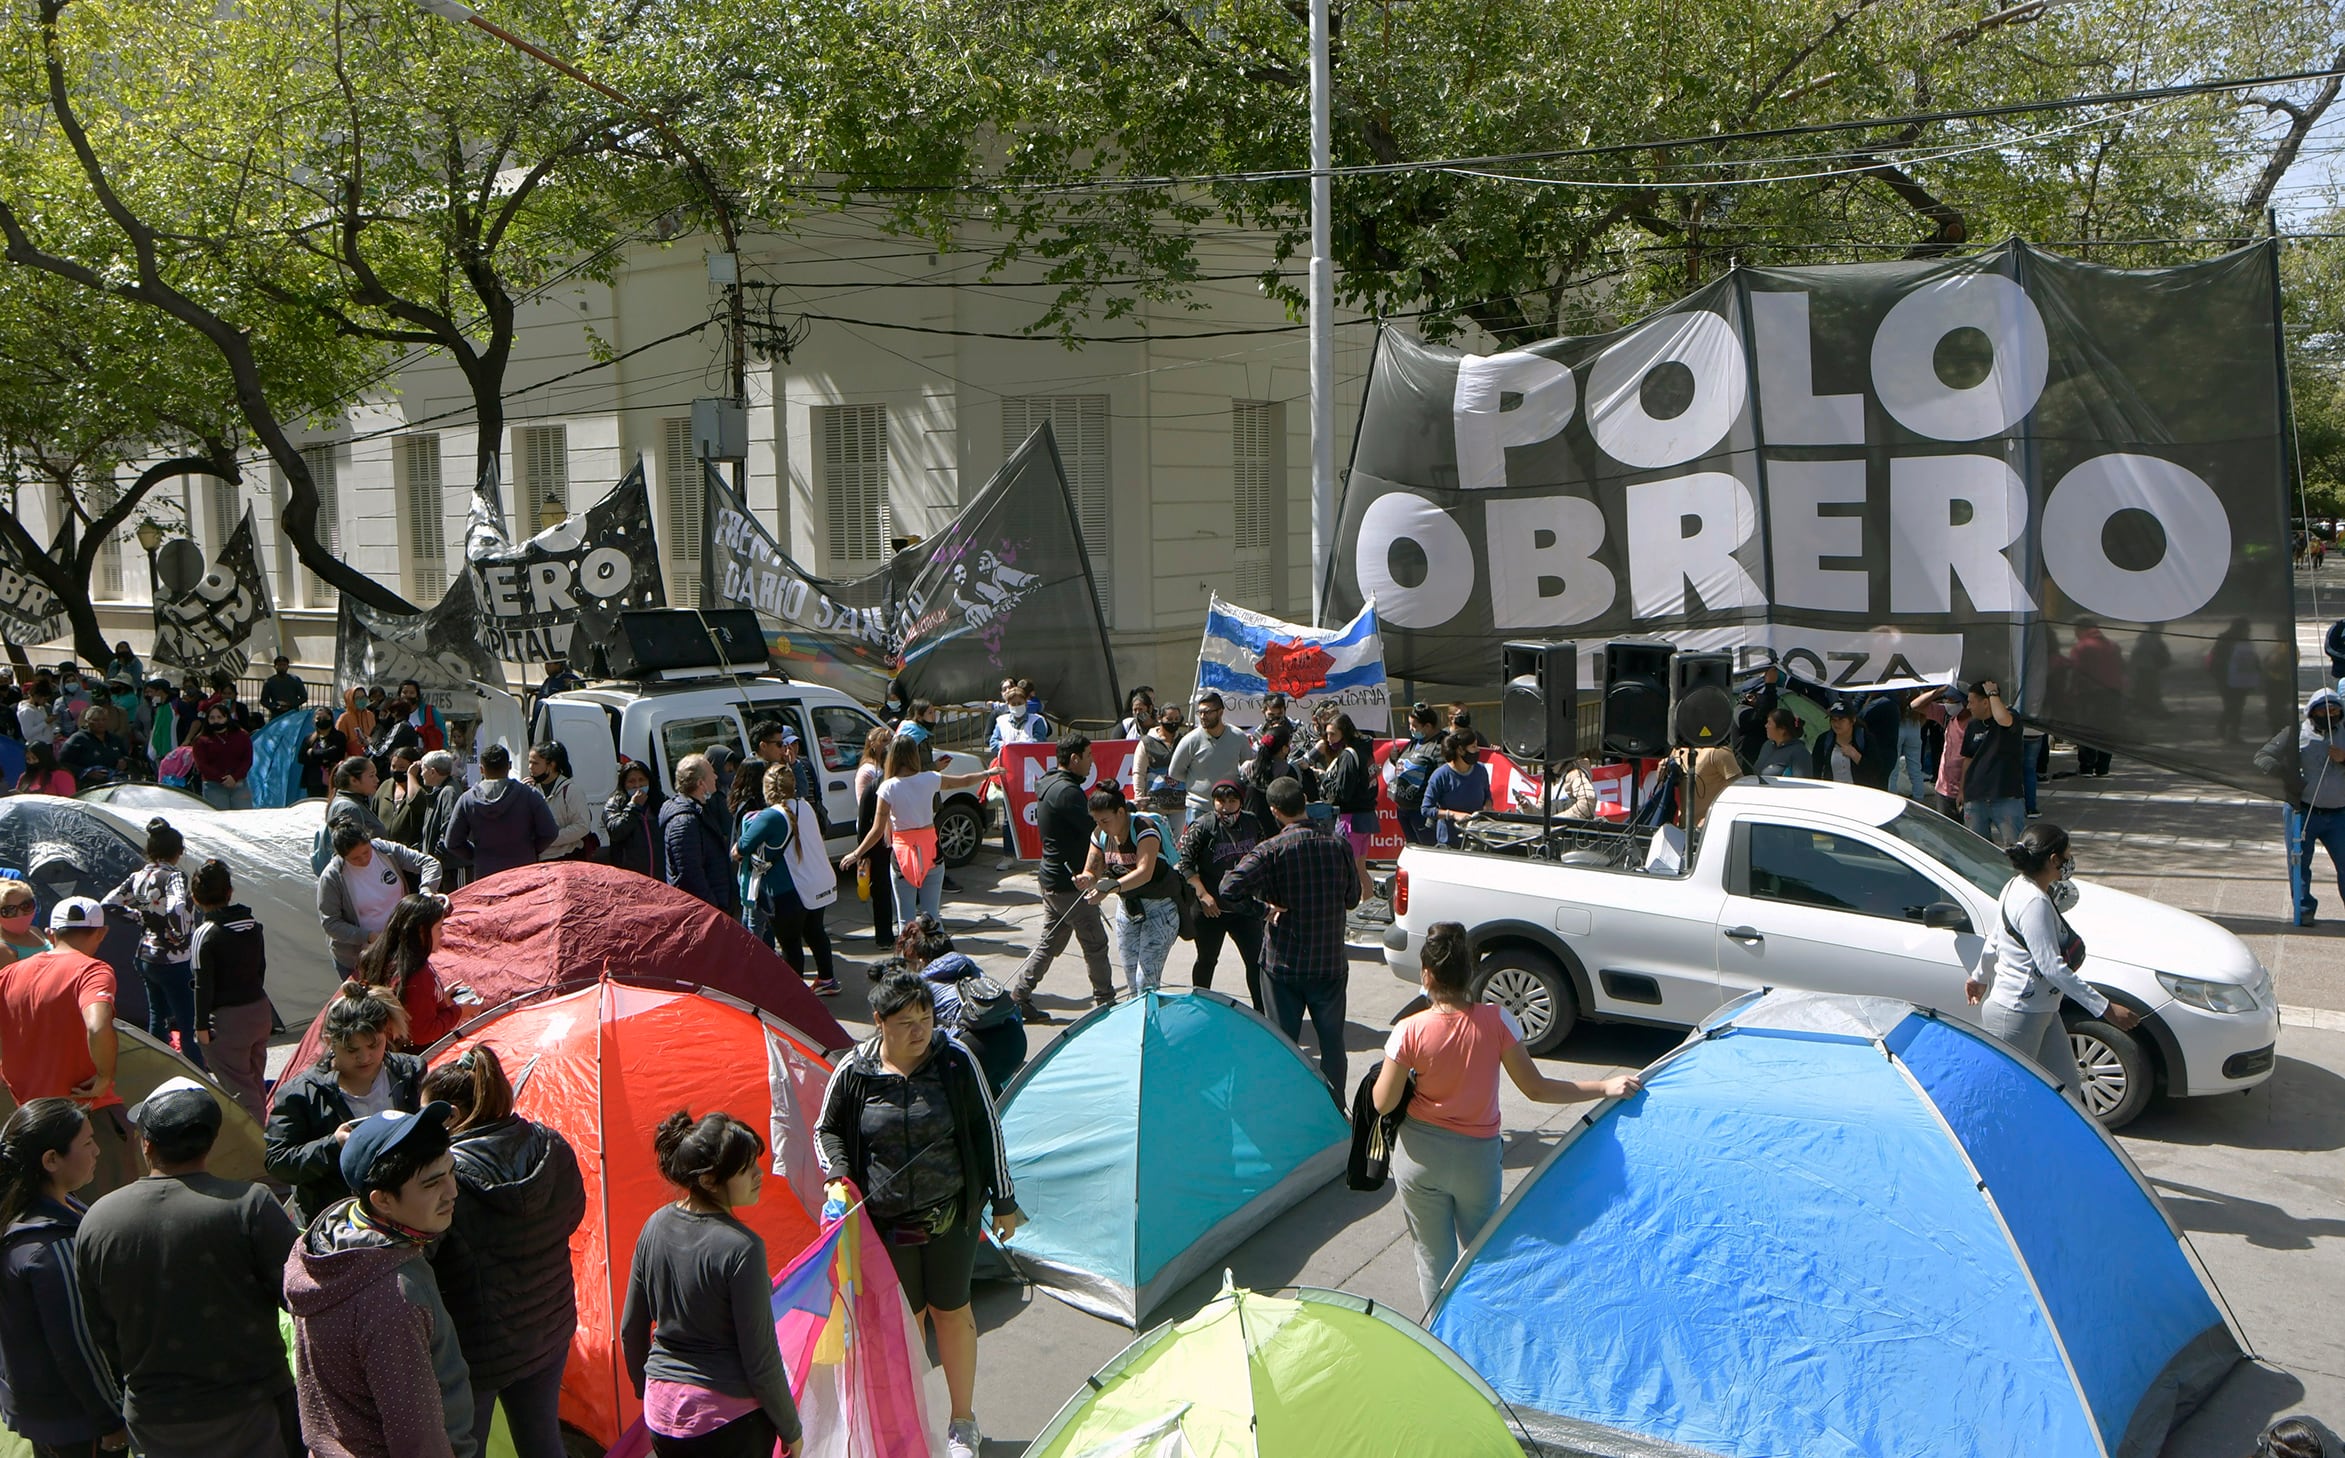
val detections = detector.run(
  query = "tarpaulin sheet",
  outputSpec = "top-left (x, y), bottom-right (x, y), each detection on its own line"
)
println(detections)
top-left (1328, 243), bottom-right (2294, 794)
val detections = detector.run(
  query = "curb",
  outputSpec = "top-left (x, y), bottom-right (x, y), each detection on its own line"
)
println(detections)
top-left (2280, 1004), bottom-right (2345, 1033)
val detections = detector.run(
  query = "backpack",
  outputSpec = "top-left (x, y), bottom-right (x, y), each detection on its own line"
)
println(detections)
top-left (1389, 741), bottom-right (1442, 812)
top-left (1327, 745), bottom-right (1379, 815)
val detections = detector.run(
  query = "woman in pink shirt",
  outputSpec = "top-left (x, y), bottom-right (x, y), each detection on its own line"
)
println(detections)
top-left (1372, 922), bottom-right (1641, 1314)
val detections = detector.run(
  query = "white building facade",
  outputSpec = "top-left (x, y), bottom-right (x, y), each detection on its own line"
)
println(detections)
top-left (43, 212), bottom-right (1380, 709)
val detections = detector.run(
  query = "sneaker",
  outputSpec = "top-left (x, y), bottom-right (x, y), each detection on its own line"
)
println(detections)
top-left (947, 1416), bottom-right (982, 1458)
top-left (810, 977), bottom-right (842, 997)
top-left (994, 857), bottom-right (1018, 871)
top-left (1014, 998), bottom-right (1055, 1025)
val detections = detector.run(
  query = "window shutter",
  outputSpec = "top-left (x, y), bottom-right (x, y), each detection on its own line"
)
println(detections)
top-left (514, 425), bottom-right (569, 532)
top-left (661, 416), bottom-right (703, 607)
top-left (399, 435), bottom-right (447, 604)
top-left (1001, 395), bottom-right (1109, 618)
top-left (1232, 401), bottom-right (1282, 611)
top-left (302, 444), bottom-right (340, 608)
top-left (817, 404), bottom-right (888, 571)
top-left (207, 476), bottom-right (241, 553)
top-left (84, 480), bottom-right (124, 600)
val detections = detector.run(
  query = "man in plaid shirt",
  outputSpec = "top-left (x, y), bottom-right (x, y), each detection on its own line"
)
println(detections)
top-left (1220, 776), bottom-right (1362, 1090)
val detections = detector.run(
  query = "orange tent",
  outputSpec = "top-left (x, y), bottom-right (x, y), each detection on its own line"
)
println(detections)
top-left (432, 980), bottom-right (835, 1450)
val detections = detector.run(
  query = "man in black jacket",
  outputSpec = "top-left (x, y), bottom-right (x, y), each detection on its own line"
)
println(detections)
top-left (1179, 779), bottom-right (1271, 1011)
top-left (1006, 733), bottom-right (1114, 1023)
top-left (659, 753), bottom-right (737, 914)
top-left (76, 1080), bottom-right (302, 1458)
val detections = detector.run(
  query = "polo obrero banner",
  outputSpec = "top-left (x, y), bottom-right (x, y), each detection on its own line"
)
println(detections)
top-left (1323, 241), bottom-right (2295, 793)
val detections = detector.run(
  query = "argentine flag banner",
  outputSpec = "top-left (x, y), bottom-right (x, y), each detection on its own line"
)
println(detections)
top-left (1193, 594), bottom-right (1390, 732)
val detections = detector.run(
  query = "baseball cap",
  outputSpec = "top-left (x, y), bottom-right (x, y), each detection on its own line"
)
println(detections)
top-left (1826, 701), bottom-right (1854, 718)
top-left (339, 1103), bottom-right (454, 1194)
top-left (779, 726), bottom-right (801, 746)
top-left (130, 1076), bottom-right (223, 1139)
top-left (48, 896), bottom-right (105, 932)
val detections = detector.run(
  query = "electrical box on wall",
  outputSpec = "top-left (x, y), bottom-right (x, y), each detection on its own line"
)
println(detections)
top-left (691, 397), bottom-right (747, 462)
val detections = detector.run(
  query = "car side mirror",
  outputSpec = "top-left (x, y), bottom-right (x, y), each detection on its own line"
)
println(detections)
top-left (1919, 902), bottom-right (1970, 932)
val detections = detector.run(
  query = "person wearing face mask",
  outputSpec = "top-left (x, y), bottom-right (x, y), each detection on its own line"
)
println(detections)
top-left (1965, 823), bottom-right (2137, 1101)
top-left (1178, 779), bottom-right (1271, 1011)
top-left (102, 819), bottom-right (203, 1070)
top-left (2257, 688), bottom-right (2345, 926)
top-left (190, 703), bottom-right (254, 810)
top-left (264, 983), bottom-right (426, 1225)
top-left (526, 741), bottom-right (596, 861)
top-left (0, 881), bottom-right (49, 969)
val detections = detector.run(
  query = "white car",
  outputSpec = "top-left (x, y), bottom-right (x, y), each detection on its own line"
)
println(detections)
top-left (511, 672), bottom-right (992, 864)
top-left (1385, 778), bottom-right (2279, 1127)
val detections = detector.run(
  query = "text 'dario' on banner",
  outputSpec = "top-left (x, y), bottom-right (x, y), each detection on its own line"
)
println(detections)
top-left (1325, 241), bottom-right (2295, 794)
top-left (467, 461), bottom-right (666, 664)
top-left (153, 506), bottom-right (273, 679)
top-left (1000, 739), bottom-right (1138, 860)
top-left (703, 423), bottom-right (1122, 722)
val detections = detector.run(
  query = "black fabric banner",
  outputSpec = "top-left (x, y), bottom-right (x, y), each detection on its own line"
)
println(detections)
top-left (465, 461), bottom-right (666, 664)
top-left (152, 507), bottom-right (272, 678)
top-left (1323, 241), bottom-right (2296, 793)
top-left (703, 423), bottom-right (1121, 720)
top-left (336, 572), bottom-right (507, 711)
top-left (0, 530), bottom-right (69, 648)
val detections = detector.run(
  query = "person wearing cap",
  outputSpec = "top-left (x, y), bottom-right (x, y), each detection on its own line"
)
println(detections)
top-left (1809, 700), bottom-right (1890, 792)
top-left (75, 1076), bottom-right (302, 1458)
top-left (285, 1102), bottom-right (476, 1458)
top-left (261, 655), bottom-right (309, 720)
top-left (535, 659), bottom-right (582, 703)
top-left (744, 718), bottom-right (832, 840)
top-left (2256, 688), bottom-right (2345, 926)
top-left (1179, 778), bottom-right (1273, 1011)
top-left (443, 743), bottom-right (557, 883)
top-left (0, 898), bottom-right (142, 1199)
top-left (1005, 733), bottom-right (1116, 1023)
top-left (1168, 692), bottom-right (1248, 826)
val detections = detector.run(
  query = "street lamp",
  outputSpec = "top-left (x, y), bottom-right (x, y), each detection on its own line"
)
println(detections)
top-left (135, 518), bottom-right (164, 604)
top-left (412, 0), bottom-right (748, 402)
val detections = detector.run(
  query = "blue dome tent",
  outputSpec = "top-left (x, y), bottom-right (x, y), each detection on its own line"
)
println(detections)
top-left (993, 989), bottom-right (1349, 1326)
top-left (1431, 991), bottom-right (2241, 1458)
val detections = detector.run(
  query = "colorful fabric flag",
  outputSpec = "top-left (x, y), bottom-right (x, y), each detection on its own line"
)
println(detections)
top-left (1193, 594), bottom-right (1389, 731)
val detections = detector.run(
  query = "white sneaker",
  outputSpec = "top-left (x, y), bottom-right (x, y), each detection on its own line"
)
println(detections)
top-left (993, 857), bottom-right (1018, 872)
top-left (947, 1416), bottom-right (983, 1458)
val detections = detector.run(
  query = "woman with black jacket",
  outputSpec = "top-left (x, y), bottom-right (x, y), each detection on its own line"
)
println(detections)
top-left (189, 859), bottom-right (273, 1124)
top-left (603, 760), bottom-right (661, 878)
top-left (0, 1098), bottom-right (124, 1456)
top-left (262, 983), bottom-right (425, 1223)
top-left (423, 1046), bottom-right (586, 1458)
top-left (817, 971), bottom-right (1022, 1458)
top-left (297, 707), bottom-right (344, 800)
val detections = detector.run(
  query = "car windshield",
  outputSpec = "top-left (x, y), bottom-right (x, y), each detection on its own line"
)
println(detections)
top-left (1883, 806), bottom-right (2009, 898)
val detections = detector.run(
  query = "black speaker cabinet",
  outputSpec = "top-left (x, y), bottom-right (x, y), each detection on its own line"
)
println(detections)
top-left (605, 609), bottom-right (769, 678)
top-left (1672, 651), bottom-right (1736, 748)
top-left (1500, 641), bottom-right (1578, 764)
top-left (1601, 640), bottom-right (1676, 758)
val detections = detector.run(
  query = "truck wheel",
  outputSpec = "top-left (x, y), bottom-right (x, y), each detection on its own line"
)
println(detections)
top-left (2064, 1014), bottom-right (2153, 1129)
top-left (935, 801), bottom-right (986, 868)
top-left (1475, 948), bottom-right (1579, 1055)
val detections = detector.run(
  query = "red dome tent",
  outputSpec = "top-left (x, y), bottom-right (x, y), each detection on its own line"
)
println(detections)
top-left (434, 979), bottom-right (835, 1450)
top-left (271, 862), bottom-right (851, 1109)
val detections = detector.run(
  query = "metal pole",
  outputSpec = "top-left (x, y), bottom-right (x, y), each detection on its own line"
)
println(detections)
top-left (1308, 0), bottom-right (1335, 627)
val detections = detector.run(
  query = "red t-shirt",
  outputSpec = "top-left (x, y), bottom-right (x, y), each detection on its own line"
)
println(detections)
top-left (0, 948), bottom-right (121, 1107)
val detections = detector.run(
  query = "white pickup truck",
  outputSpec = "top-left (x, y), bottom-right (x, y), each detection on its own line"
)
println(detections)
top-left (1384, 778), bottom-right (2279, 1126)
top-left (483, 670), bottom-right (992, 863)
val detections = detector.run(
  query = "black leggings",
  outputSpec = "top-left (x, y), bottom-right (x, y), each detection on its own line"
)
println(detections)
top-left (650, 1410), bottom-right (781, 1457)
top-left (770, 897), bottom-right (836, 982)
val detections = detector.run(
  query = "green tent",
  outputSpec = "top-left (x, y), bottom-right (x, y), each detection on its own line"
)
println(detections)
top-left (1028, 1278), bottom-right (1523, 1458)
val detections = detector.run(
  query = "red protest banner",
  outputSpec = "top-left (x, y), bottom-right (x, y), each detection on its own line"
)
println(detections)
top-left (1000, 738), bottom-right (1139, 859)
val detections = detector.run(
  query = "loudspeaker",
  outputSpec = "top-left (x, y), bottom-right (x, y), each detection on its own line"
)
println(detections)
top-left (1601, 640), bottom-right (1676, 757)
top-left (1499, 641), bottom-right (1577, 764)
top-left (604, 609), bottom-right (769, 678)
top-left (1672, 651), bottom-right (1736, 748)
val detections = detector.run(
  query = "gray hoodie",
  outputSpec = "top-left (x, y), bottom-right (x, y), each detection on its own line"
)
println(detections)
top-left (443, 777), bottom-right (556, 882)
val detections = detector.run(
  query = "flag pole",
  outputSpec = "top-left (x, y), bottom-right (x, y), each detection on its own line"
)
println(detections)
top-left (1308, 0), bottom-right (1334, 628)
